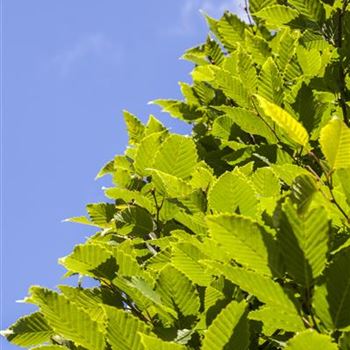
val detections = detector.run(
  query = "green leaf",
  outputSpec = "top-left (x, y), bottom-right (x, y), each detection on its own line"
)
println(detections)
top-left (59, 286), bottom-right (109, 324)
top-left (123, 110), bottom-right (145, 145)
top-left (215, 69), bottom-right (251, 108)
top-left (207, 214), bottom-right (280, 276)
top-left (255, 94), bottom-right (309, 147)
top-left (154, 134), bottom-right (197, 179)
top-left (255, 5), bottom-right (299, 27)
top-left (234, 47), bottom-right (258, 93)
top-left (180, 43), bottom-right (208, 65)
top-left (178, 190), bottom-right (207, 215)
top-left (194, 66), bottom-right (251, 107)
top-left (216, 12), bottom-right (247, 50)
top-left (314, 248), bottom-right (350, 330)
top-left (144, 115), bottom-right (166, 135)
top-left (86, 203), bottom-right (116, 227)
top-left (291, 174), bottom-right (318, 214)
top-left (213, 106), bottom-right (277, 142)
top-left (193, 81), bottom-right (216, 105)
top-left (30, 287), bottom-right (106, 350)
top-left (105, 305), bottom-right (151, 350)
top-left (152, 99), bottom-right (203, 121)
top-left (339, 332), bottom-right (350, 350)
top-left (180, 82), bottom-right (200, 106)
top-left (112, 277), bottom-right (154, 312)
top-left (104, 187), bottom-right (154, 213)
top-left (249, 305), bottom-right (304, 333)
top-left (95, 159), bottom-right (115, 179)
top-left (192, 65), bottom-right (215, 82)
top-left (171, 242), bottom-right (211, 286)
top-left (174, 211), bottom-right (208, 236)
top-left (115, 206), bottom-right (154, 236)
top-left (288, 0), bottom-right (325, 22)
top-left (204, 285), bottom-right (225, 311)
top-left (113, 250), bottom-right (151, 282)
top-left (1, 312), bottom-right (53, 347)
top-left (336, 168), bottom-right (350, 206)
top-left (208, 172), bottom-right (259, 218)
top-left (258, 57), bottom-right (284, 105)
top-left (211, 115), bottom-right (235, 141)
top-left (59, 243), bottom-right (115, 279)
top-left (209, 262), bottom-right (302, 321)
top-left (249, 0), bottom-right (277, 14)
top-left (140, 333), bottom-right (186, 350)
top-left (189, 164), bottom-right (213, 191)
top-left (179, 188), bottom-right (207, 213)
top-left (271, 164), bottom-right (309, 185)
top-left (274, 28), bottom-right (300, 73)
top-left (244, 30), bottom-right (271, 66)
top-left (149, 169), bottom-right (194, 197)
top-left (284, 58), bottom-right (303, 81)
top-left (205, 37), bottom-right (225, 66)
top-left (301, 30), bottom-right (329, 50)
top-left (251, 167), bottom-right (281, 198)
top-left (297, 47), bottom-right (322, 76)
top-left (146, 248), bottom-right (172, 272)
top-left (285, 330), bottom-right (337, 349)
top-left (201, 301), bottom-right (249, 350)
top-left (278, 199), bottom-right (329, 287)
top-left (63, 216), bottom-right (101, 228)
top-left (320, 117), bottom-right (350, 169)
top-left (125, 277), bottom-right (163, 306)
top-left (156, 265), bottom-right (200, 317)
top-left (134, 132), bottom-right (166, 175)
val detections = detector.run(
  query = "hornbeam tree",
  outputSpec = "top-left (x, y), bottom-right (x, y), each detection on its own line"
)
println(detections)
top-left (2, 0), bottom-right (350, 349)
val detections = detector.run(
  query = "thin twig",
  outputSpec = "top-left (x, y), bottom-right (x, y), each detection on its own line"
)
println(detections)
top-left (151, 189), bottom-right (164, 234)
top-left (330, 189), bottom-right (350, 222)
top-left (244, 0), bottom-right (253, 26)
top-left (310, 311), bottom-right (321, 332)
top-left (304, 286), bottom-right (321, 332)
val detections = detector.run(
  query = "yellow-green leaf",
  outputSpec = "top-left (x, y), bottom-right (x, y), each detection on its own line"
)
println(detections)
top-left (285, 330), bottom-right (337, 349)
top-left (255, 95), bottom-right (309, 146)
top-left (319, 117), bottom-right (350, 169)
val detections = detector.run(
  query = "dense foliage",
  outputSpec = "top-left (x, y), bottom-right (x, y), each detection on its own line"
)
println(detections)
top-left (3, 0), bottom-right (350, 348)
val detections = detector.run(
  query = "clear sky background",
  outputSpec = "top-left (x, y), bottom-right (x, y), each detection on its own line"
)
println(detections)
top-left (2, 1), bottom-right (244, 349)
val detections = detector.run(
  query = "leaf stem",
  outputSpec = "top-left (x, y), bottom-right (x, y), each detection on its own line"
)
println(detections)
top-left (151, 189), bottom-right (164, 234)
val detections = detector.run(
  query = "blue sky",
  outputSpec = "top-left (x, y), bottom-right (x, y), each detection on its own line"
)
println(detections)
top-left (2, 1), bottom-right (244, 348)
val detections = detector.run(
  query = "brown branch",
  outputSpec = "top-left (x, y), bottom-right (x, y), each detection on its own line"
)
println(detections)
top-left (336, 0), bottom-right (350, 126)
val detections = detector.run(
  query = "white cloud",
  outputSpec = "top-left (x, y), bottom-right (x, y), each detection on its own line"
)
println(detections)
top-left (167, 0), bottom-right (247, 37)
top-left (52, 34), bottom-right (123, 76)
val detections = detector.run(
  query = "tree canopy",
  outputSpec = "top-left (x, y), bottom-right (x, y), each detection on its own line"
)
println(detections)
top-left (2, 0), bottom-right (350, 348)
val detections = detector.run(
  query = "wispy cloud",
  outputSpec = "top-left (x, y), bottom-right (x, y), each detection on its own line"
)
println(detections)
top-left (52, 34), bottom-right (124, 77)
top-left (167, 0), bottom-right (246, 37)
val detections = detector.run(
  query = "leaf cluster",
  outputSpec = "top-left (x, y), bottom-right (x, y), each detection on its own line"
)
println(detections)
top-left (2, 0), bottom-right (350, 348)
